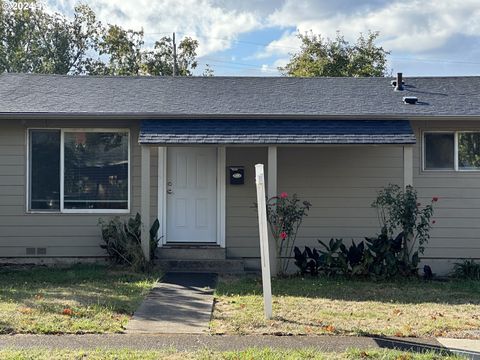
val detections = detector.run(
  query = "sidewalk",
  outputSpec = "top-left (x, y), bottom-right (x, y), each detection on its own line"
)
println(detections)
top-left (125, 272), bottom-right (217, 334)
top-left (0, 334), bottom-right (448, 352)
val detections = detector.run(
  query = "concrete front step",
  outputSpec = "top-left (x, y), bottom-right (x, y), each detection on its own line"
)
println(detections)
top-left (156, 259), bottom-right (245, 274)
top-left (156, 245), bottom-right (226, 260)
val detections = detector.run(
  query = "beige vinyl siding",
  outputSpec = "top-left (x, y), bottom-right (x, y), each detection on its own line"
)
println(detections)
top-left (0, 119), bottom-right (158, 258)
top-left (225, 147), bottom-right (267, 260)
top-left (278, 146), bottom-right (403, 250)
top-left (225, 145), bottom-right (404, 262)
top-left (411, 120), bottom-right (480, 265)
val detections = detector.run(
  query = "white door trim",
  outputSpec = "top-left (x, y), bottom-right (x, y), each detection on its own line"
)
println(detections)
top-left (157, 146), bottom-right (225, 247)
top-left (217, 146), bottom-right (226, 248)
top-left (157, 147), bottom-right (167, 246)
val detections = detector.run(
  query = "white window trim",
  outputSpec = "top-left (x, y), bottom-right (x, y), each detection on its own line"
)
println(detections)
top-left (27, 128), bottom-right (131, 214)
top-left (423, 130), bottom-right (480, 172)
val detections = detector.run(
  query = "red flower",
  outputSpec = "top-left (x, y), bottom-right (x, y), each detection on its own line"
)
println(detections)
top-left (416, 203), bottom-right (421, 207)
top-left (280, 231), bottom-right (288, 240)
top-left (280, 192), bottom-right (288, 199)
top-left (432, 197), bottom-right (439, 202)
top-left (432, 220), bottom-right (436, 224)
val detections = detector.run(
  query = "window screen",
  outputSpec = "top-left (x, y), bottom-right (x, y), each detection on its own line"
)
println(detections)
top-left (458, 132), bottom-right (480, 170)
top-left (424, 133), bottom-right (454, 170)
top-left (29, 130), bottom-right (61, 210)
top-left (63, 132), bottom-right (129, 210)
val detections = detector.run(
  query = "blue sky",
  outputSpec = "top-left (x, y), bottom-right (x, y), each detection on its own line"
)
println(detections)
top-left (47, 0), bottom-right (480, 76)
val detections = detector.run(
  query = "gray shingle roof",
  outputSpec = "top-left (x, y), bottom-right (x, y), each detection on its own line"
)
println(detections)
top-left (139, 119), bottom-right (415, 144)
top-left (0, 73), bottom-right (479, 117)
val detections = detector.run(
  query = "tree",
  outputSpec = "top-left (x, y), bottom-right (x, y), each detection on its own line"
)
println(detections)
top-left (279, 31), bottom-right (389, 77)
top-left (0, 0), bottom-right (200, 76)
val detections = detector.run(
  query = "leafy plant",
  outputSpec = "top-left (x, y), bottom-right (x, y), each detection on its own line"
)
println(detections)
top-left (372, 184), bottom-right (437, 268)
top-left (317, 238), bottom-right (347, 276)
top-left (99, 213), bottom-right (160, 272)
top-left (293, 247), bottom-right (309, 275)
top-left (257, 192), bottom-right (311, 275)
top-left (452, 260), bottom-right (480, 280)
top-left (294, 233), bottom-right (418, 279)
top-left (340, 240), bottom-right (368, 276)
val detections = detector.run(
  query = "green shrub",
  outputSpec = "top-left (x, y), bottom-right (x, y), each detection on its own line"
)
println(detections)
top-left (372, 184), bottom-right (436, 268)
top-left (99, 213), bottom-right (160, 272)
top-left (452, 260), bottom-right (480, 280)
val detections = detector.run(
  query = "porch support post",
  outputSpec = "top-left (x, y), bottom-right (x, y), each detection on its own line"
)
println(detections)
top-left (403, 145), bottom-right (413, 189)
top-left (141, 145), bottom-right (151, 261)
top-left (267, 146), bottom-right (278, 274)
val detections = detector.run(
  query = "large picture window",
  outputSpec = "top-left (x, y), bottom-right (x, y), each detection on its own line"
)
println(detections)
top-left (28, 129), bottom-right (130, 212)
top-left (424, 131), bottom-right (480, 171)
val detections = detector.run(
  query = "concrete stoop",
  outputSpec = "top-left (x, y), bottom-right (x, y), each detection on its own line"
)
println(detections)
top-left (155, 245), bottom-right (245, 274)
top-left (156, 245), bottom-right (226, 260)
top-left (156, 259), bottom-right (245, 274)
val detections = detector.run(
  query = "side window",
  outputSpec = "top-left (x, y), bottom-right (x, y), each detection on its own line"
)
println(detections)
top-left (458, 132), bottom-right (480, 170)
top-left (424, 132), bottom-right (454, 170)
top-left (29, 130), bottom-right (61, 210)
top-left (63, 132), bottom-right (129, 210)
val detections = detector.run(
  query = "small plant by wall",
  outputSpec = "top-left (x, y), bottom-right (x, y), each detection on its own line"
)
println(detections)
top-left (256, 193), bottom-right (311, 275)
top-left (452, 260), bottom-right (480, 280)
top-left (98, 213), bottom-right (160, 272)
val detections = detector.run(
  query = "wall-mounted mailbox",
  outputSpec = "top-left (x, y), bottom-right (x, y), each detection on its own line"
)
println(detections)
top-left (229, 166), bottom-right (245, 185)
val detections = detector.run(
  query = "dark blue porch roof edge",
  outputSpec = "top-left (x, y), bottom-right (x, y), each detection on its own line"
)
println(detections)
top-left (139, 119), bottom-right (416, 145)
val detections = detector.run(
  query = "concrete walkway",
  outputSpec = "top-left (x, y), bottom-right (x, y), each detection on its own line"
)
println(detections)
top-left (125, 272), bottom-right (217, 334)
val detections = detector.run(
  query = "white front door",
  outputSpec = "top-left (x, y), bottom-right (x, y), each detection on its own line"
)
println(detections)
top-left (166, 147), bottom-right (217, 243)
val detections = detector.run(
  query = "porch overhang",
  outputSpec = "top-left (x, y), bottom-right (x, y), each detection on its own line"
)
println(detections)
top-left (138, 119), bottom-right (416, 145)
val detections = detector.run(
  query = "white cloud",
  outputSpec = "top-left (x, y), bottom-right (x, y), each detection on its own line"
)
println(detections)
top-left (47, 0), bottom-right (262, 56)
top-left (267, 0), bottom-right (480, 54)
top-left (254, 30), bottom-right (300, 59)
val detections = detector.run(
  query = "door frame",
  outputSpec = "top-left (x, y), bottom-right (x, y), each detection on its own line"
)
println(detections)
top-left (157, 146), bottom-right (226, 247)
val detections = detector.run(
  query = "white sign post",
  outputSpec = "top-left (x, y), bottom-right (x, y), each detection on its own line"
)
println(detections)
top-left (255, 164), bottom-right (272, 319)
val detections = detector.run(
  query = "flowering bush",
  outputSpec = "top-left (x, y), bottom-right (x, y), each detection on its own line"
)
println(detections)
top-left (372, 184), bottom-right (437, 268)
top-left (264, 193), bottom-right (311, 275)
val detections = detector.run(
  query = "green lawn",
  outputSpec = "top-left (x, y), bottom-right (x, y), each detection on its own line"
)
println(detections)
top-left (0, 348), bottom-right (463, 360)
top-left (0, 264), bottom-right (160, 334)
top-left (211, 276), bottom-right (480, 338)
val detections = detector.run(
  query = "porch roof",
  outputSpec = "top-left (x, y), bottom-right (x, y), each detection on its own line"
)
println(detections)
top-left (139, 119), bottom-right (416, 145)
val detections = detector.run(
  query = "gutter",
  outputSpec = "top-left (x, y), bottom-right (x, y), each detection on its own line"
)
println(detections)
top-left (0, 113), bottom-right (479, 121)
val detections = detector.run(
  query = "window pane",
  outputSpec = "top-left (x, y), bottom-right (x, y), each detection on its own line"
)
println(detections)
top-left (424, 133), bottom-right (454, 170)
top-left (30, 130), bottom-right (61, 210)
top-left (64, 132), bottom-right (128, 210)
top-left (459, 133), bottom-right (480, 170)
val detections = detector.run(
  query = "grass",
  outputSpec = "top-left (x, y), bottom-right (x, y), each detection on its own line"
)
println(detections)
top-left (211, 276), bottom-right (480, 338)
top-left (0, 264), bottom-right (160, 334)
top-left (0, 348), bottom-right (464, 360)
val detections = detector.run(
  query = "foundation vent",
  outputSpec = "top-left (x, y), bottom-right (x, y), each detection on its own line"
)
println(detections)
top-left (36, 248), bottom-right (47, 255)
top-left (25, 247), bottom-right (36, 255)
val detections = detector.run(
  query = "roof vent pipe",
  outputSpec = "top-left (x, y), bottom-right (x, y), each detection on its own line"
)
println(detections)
top-left (395, 72), bottom-right (404, 91)
top-left (403, 96), bottom-right (418, 104)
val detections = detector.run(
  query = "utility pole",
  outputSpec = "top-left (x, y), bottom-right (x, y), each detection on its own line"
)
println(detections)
top-left (172, 32), bottom-right (178, 77)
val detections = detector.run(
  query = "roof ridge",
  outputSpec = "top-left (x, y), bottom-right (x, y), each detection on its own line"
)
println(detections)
top-left (2, 72), bottom-right (480, 80)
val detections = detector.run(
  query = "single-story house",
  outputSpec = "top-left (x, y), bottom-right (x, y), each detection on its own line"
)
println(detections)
top-left (1, 72), bottom-right (479, 274)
